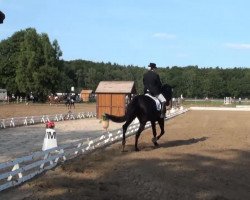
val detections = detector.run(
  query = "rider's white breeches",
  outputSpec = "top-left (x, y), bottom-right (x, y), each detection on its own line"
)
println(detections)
top-left (156, 93), bottom-right (166, 103)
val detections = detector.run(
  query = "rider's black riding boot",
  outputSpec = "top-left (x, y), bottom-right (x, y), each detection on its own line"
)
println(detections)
top-left (160, 102), bottom-right (166, 118)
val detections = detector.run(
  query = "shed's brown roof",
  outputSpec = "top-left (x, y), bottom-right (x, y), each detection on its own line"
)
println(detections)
top-left (95, 81), bottom-right (136, 94)
top-left (80, 89), bottom-right (93, 94)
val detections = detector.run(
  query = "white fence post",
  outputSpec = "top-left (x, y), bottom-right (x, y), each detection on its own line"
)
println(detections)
top-left (7, 164), bottom-right (22, 181)
top-left (10, 118), bottom-right (15, 127)
top-left (1, 119), bottom-right (5, 128)
top-left (23, 117), bottom-right (28, 126)
top-left (30, 116), bottom-right (34, 124)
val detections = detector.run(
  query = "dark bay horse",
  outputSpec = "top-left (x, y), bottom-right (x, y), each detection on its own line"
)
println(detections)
top-left (106, 84), bottom-right (173, 151)
top-left (65, 96), bottom-right (75, 109)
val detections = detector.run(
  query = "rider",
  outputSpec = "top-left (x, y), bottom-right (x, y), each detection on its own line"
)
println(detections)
top-left (143, 62), bottom-right (166, 118)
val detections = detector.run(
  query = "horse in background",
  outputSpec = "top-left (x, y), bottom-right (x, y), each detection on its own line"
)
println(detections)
top-left (65, 95), bottom-right (75, 109)
top-left (106, 84), bottom-right (173, 151)
top-left (48, 95), bottom-right (61, 105)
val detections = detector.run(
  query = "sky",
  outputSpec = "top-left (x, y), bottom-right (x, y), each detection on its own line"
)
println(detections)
top-left (1, 0), bottom-right (250, 68)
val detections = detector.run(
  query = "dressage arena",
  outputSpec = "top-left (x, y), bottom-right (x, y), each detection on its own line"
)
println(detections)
top-left (0, 104), bottom-right (250, 200)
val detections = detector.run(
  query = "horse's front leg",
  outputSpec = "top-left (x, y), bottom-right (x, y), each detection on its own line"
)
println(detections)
top-left (151, 121), bottom-right (159, 146)
top-left (156, 118), bottom-right (165, 141)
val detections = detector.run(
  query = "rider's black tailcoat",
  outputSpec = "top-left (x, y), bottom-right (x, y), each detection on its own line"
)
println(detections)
top-left (143, 70), bottom-right (162, 96)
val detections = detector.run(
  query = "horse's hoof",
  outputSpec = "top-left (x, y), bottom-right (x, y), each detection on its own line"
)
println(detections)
top-left (151, 137), bottom-right (157, 143)
top-left (154, 142), bottom-right (159, 147)
top-left (121, 145), bottom-right (125, 152)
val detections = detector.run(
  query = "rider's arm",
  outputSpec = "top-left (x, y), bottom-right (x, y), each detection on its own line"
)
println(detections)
top-left (156, 74), bottom-right (162, 86)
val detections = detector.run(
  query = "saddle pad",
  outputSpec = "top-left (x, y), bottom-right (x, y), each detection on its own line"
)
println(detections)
top-left (145, 94), bottom-right (161, 111)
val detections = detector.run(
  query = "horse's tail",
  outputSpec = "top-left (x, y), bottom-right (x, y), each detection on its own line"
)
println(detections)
top-left (105, 113), bottom-right (126, 123)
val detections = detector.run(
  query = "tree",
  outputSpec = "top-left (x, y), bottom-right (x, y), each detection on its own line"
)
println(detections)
top-left (0, 31), bottom-right (26, 95)
top-left (0, 28), bottom-right (63, 100)
top-left (1, 28), bottom-right (250, 100)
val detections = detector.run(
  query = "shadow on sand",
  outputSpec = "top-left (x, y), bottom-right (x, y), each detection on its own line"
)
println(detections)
top-left (162, 136), bottom-right (209, 148)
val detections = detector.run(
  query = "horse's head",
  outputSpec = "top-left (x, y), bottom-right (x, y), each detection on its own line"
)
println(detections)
top-left (161, 84), bottom-right (173, 108)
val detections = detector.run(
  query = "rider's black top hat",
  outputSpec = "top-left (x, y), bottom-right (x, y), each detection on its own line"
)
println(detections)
top-left (148, 63), bottom-right (157, 69)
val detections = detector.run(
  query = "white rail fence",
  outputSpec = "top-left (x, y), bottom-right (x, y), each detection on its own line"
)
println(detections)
top-left (0, 111), bottom-right (96, 129)
top-left (0, 108), bottom-right (188, 192)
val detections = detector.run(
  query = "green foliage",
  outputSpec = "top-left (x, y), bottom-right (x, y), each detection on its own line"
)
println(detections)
top-left (0, 28), bottom-right (63, 100)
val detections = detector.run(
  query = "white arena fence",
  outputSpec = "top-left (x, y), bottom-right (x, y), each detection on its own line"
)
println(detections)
top-left (0, 108), bottom-right (188, 192)
top-left (0, 111), bottom-right (96, 129)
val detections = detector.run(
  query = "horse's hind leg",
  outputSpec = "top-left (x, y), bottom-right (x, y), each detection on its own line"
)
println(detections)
top-left (135, 122), bottom-right (146, 151)
top-left (122, 123), bottom-right (128, 148)
top-left (156, 119), bottom-right (165, 141)
top-left (121, 118), bottom-right (134, 152)
top-left (151, 121), bottom-right (159, 147)
top-left (122, 117), bottom-right (135, 152)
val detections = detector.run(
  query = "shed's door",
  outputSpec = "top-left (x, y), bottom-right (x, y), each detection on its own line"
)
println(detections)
top-left (97, 94), bottom-right (112, 118)
top-left (111, 94), bottom-right (125, 116)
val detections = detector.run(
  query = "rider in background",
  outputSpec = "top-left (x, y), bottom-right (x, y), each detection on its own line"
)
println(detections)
top-left (143, 62), bottom-right (166, 118)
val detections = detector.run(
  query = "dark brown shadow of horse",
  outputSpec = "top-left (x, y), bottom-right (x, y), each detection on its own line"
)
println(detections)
top-left (162, 137), bottom-right (209, 148)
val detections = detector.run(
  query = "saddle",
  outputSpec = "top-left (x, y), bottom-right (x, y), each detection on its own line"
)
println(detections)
top-left (145, 93), bottom-right (161, 111)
